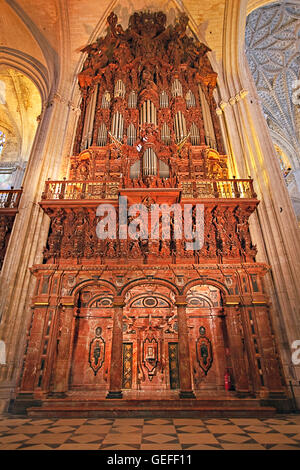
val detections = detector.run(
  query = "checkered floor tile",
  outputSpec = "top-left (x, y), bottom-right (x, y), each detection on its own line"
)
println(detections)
top-left (0, 414), bottom-right (299, 450)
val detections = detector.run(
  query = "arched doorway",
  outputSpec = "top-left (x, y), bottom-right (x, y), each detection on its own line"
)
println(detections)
top-left (69, 284), bottom-right (115, 391)
top-left (122, 283), bottom-right (178, 392)
top-left (186, 284), bottom-right (230, 392)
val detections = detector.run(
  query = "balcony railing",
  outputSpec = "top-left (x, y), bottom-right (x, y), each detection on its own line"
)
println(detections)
top-left (41, 178), bottom-right (257, 201)
top-left (0, 189), bottom-right (23, 210)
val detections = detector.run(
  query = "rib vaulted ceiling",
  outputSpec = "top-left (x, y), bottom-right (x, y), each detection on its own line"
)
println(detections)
top-left (245, 1), bottom-right (300, 166)
top-left (0, 0), bottom-right (277, 100)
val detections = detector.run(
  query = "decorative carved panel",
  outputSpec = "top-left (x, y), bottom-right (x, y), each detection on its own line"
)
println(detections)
top-left (88, 327), bottom-right (105, 376)
top-left (196, 326), bottom-right (213, 376)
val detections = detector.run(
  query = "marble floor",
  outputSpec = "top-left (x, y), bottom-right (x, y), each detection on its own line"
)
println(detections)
top-left (0, 414), bottom-right (299, 450)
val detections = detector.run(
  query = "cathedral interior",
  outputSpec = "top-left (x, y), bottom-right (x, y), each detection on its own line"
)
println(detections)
top-left (0, 0), bottom-right (300, 425)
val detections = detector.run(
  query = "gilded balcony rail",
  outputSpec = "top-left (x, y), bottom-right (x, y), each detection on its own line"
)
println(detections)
top-left (41, 179), bottom-right (257, 201)
top-left (0, 188), bottom-right (23, 210)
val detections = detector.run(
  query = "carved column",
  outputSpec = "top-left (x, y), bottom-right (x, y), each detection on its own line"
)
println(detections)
top-left (175, 296), bottom-right (195, 398)
top-left (106, 297), bottom-right (125, 399)
top-left (18, 305), bottom-right (48, 393)
top-left (224, 299), bottom-right (251, 395)
top-left (51, 299), bottom-right (75, 396)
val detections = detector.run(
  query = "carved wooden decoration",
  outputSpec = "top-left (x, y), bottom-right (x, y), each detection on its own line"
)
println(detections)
top-left (196, 326), bottom-right (213, 376)
top-left (142, 336), bottom-right (159, 380)
top-left (15, 11), bottom-right (288, 411)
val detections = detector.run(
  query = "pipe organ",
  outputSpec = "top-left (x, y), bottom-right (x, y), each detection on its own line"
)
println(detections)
top-left (142, 148), bottom-right (158, 176)
top-left (111, 111), bottom-right (124, 141)
top-left (16, 11), bottom-right (289, 414)
top-left (174, 111), bottom-right (187, 143)
top-left (74, 10), bottom-right (226, 172)
top-left (140, 100), bottom-right (157, 126)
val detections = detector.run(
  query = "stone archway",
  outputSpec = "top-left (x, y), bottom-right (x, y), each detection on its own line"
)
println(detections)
top-left (68, 283), bottom-right (116, 393)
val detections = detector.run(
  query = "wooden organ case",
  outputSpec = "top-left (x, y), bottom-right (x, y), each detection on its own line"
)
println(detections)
top-left (14, 11), bottom-right (290, 416)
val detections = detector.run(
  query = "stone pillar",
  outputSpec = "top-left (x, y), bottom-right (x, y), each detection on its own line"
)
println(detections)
top-left (106, 297), bottom-right (125, 399)
top-left (0, 91), bottom-right (80, 405)
top-left (175, 296), bottom-right (195, 399)
top-left (225, 300), bottom-right (250, 395)
top-left (51, 299), bottom-right (75, 396)
top-left (218, 0), bottom-right (300, 407)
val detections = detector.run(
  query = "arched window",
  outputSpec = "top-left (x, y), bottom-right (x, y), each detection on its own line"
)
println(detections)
top-left (274, 144), bottom-right (292, 178)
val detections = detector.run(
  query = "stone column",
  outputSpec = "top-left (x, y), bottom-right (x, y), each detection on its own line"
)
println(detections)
top-left (51, 299), bottom-right (75, 396)
top-left (0, 91), bottom-right (80, 406)
top-left (218, 0), bottom-right (300, 406)
top-left (224, 300), bottom-right (250, 395)
top-left (175, 296), bottom-right (195, 399)
top-left (106, 297), bottom-right (125, 399)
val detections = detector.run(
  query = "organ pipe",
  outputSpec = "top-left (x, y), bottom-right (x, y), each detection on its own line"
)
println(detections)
top-left (143, 148), bottom-right (157, 176)
top-left (198, 85), bottom-right (216, 148)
